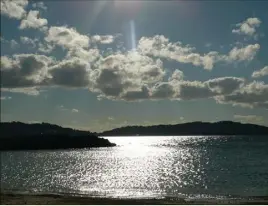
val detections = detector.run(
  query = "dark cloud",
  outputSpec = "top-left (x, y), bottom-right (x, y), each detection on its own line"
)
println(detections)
top-left (48, 58), bottom-right (90, 88)
top-left (206, 77), bottom-right (245, 94)
top-left (1, 54), bottom-right (54, 88)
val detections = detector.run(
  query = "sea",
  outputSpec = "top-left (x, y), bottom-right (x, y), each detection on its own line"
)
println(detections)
top-left (1, 136), bottom-right (268, 201)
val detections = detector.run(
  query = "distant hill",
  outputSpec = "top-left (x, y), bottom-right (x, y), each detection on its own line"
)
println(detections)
top-left (0, 122), bottom-right (115, 151)
top-left (0, 121), bottom-right (95, 138)
top-left (99, 121), bottom-right (268, 136)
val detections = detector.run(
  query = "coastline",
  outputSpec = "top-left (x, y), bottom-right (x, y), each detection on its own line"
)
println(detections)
top-left (1, 193), bottom-right (268, 205)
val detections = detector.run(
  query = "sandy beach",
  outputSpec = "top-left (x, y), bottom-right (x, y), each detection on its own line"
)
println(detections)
top-left (1, 193), bottom-right (268, 205)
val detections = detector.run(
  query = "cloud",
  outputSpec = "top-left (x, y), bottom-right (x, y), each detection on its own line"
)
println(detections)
top-left (0, 46), bottom-right (263, 109)
top-left (47, 57), bottom-right (91, 88)
top-left (0, 37), bottom-right (8, 43)
top-left (1, 38), bottom-right (20, 49)
top-left (206, 77), bottom-right (245, 94)
top-left (20, 36), bottom-right (38, 48)
top-left (66, 48), bottom-right (100, 62)
top-left (151, 82), bottom-right (176, 99)
top-left (1, 87), bottom-right (41, 96)
top-left (32, 2), bottom-right (47, 10)
top-left (168, 69), bottom-right (184, 81)
top-left (91, 35), bottom-right (115, 44)
top-left (89, 51), bottom-right (165, 99)
top-left (1, 54), bottom-right (55, 88)
top-left (176, 77), bottom-right (245, 101)
top-left (0, 96), bottom-right (12, 100)
top-left (137, 35), bottom-right (215, 70)
top-left (57, 105), bottom-right (67, 111)
top-left (37, 42), bottom-right (55, 54)
top-left (1, 56), bottom-right (13, 68)
top-left (227, 44), bottom-right (260, 62)
top-left (120, 85), bottom-right (150, 101)
top-left (10, 40), bottom-right (19, 49)
top-left (232, 17), bottom-right (261, 37)
top-left (57, 105), bottom-right (79, 113)
top-left (1, 37), bottom-right (23, 50)
top-left (2, 51), bottom-right (253, 105)
top-left (0, 0), bottom-right (28, 19)
top-left (216, 81), bottom-right (268, 109)
top-left (28, 120), bottom-right (42, 124)
top-left (252, 66), bottom-right (268, 78)
top-left (71, 108), bottom-right (79, 113)
top-left (178, 81), bottom-right (214, 100)
top-left (93, 64), bottom-right (247, 102)
top-left (205, 43), bottom-right (212, 48)
top-left (19, 10), bottom-right (48, 30)
top-left (45, 26), bottom-right (90, 49)
top-left (124, 76), bottom-right (245, 101)
top-left (137, 35), bottom-right (260, 70)
top-left (234, 115), bottom-right (264, 124)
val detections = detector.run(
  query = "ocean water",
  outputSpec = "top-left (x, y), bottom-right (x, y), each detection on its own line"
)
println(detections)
top-left (1, 136), bottom-right (268, 199)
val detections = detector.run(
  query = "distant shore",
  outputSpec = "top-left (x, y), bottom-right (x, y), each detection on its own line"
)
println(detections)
top-left (1, 193), bottom-right (268, 205)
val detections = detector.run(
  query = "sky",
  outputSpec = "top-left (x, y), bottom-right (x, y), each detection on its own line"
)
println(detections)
top-left (1, 0), bottom-right (268, 132)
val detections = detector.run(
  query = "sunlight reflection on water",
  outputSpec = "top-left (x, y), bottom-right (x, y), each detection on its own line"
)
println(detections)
top-left (1, 136), bottom-right (268, 198)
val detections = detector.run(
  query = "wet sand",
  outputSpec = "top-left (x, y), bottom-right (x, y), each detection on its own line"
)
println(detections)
top-left (1, 193), bottom-right (268, 205)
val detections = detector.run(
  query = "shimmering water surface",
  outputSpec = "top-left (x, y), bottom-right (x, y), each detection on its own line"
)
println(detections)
top-left (1, 136), bottom-right (268, 199)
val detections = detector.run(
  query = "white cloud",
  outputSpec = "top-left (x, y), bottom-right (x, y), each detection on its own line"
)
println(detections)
top-left (168, 69), bottom-right (184, 81)
top-left (28, 120), bottom-right (42, 124)
top-left (71, 108), bottom-right (79, 113)
top-left (10, 39), bottom-right (19, 49)
top-left (206, 77), bottom-right (245, 94)
top-left (57, 105), bottom-right (79, 113)
top-left (45, 26), bottom-right (90, 49)
top-left (66, 48), bottom-right (100, 62)
top-left (137, 35), bottom-right (260, 70)
top-left (1, 56), bottom-right (13, 68)
top-left (205, 43), bottom-right (212, 48)
top-left (37, 42), bottom-right (55, 54)
top-left (32, 2), bottom-right (47, 10)
top-left (232, 17), bottom-right (261, 37)
top-left (0, 0), bottom-right (28, 20)
top-left (0, 96), bottom-right (12, 100)
top-left (0, 37), bottom-right (8, 43)
top-left (1, 87), bottom-right (41, 96)
top-left (20, 36), bottom-right (38, 48)
top-left (137, 35), bottom-right (216, 70)
top-left (91, 35), bottom-right (115, 44)
top-left (234, 115), bottom-right (264, 124)
top-left (19, 10), bottom-right (48, 30)
top-left (57, 105), bottom-right (67, 111)
top-left (1, 38), bottom-right (20, 49)
top-left (252, 66), bottom-right (268, 78)
top-left (227, 44), bottom-right (260, 62)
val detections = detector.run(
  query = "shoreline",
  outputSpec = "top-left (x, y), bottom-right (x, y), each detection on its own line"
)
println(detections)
top-left (1, 193), bottom-right (268, 205)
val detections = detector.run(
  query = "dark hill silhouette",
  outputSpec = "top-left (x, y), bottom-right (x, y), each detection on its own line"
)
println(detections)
top-left (0, 122), bottom-right (115, 151)
top-left (99, 121), bottom-right (268, 136)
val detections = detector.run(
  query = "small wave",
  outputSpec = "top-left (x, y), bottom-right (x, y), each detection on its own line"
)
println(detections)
top-left (1, 188), bottom-right (268, 204)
